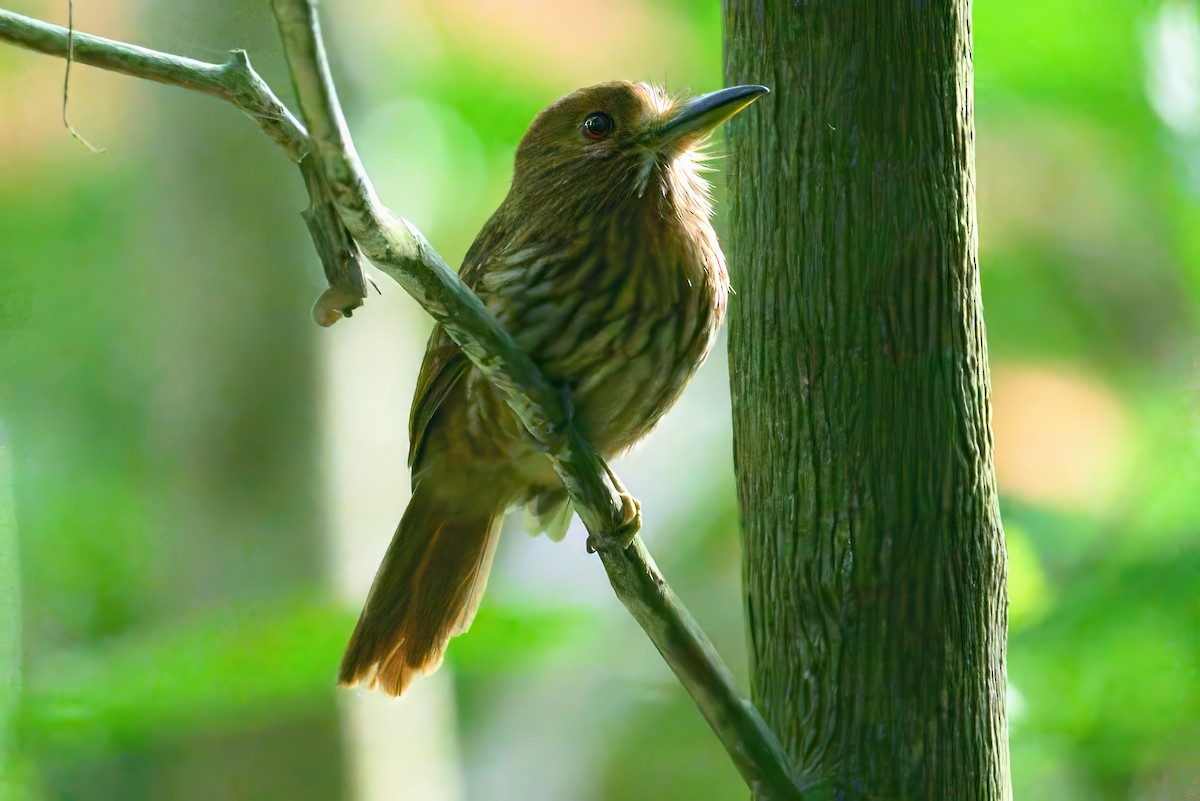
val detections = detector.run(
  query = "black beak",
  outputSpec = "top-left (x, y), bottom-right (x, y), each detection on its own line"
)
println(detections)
top-left (657, 84), bottom-right (770, 146)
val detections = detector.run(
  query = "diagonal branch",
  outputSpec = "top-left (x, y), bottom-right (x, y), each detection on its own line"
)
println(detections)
top-left (0, 5), bottom-right (809, 798)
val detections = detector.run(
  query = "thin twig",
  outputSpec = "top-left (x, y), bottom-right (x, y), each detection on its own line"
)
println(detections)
top-left (0, 7), bottom-right (366, 316)
top-left (300, 153), bottom-right (368, 324)
top-left (0, 5), bottom-right (808, 797)
top-left (0, 8), bottom-right (306, 161)
top-left (61, 0), bottom-right (103, 153)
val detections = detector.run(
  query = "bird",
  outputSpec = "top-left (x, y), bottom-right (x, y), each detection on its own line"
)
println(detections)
top-left (338, 80), bottom-right (769, 696)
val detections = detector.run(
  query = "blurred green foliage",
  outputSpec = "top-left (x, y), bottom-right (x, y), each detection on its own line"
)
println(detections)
top-left (1, 0), bottom-right (1198, 799)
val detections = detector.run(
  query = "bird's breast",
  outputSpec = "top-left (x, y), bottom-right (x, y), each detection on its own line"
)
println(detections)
top-left (480, 212), bottom-right (727, 458)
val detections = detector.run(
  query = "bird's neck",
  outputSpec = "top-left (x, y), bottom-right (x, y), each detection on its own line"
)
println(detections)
top-left (493, 152), bottom-right (724, 286)
top-left (646, 150), bottom-right (715, 221)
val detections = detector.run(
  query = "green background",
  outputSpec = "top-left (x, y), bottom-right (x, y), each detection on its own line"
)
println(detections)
top-left (1, 0), bottom-right (1197, 798)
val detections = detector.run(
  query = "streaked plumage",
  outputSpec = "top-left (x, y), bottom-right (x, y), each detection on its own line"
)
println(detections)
top-left (339, 81), bottom-right (768, 696)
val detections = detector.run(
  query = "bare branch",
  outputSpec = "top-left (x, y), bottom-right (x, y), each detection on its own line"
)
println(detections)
top-left (0, 8), bottom-right (306, 161)
top-left (299, 155), bottom-right (369, 324)
top-left (0, 7), bottom-right (367, 318)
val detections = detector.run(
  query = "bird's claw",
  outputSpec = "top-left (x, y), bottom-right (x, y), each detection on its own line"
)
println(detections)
top-left (586, 491), bottom-right (642, 553)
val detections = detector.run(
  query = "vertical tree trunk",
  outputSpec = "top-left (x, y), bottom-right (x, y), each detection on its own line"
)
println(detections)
top-left (723, 2), bottom-right (1010, 798)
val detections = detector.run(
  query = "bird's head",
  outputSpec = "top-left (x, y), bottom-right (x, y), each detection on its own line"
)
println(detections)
top-left (508, 81), bottom-right (769, 217)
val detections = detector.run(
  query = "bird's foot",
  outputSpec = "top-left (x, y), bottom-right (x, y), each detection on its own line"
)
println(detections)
top-left (586, 471), bottom-right (642, 553)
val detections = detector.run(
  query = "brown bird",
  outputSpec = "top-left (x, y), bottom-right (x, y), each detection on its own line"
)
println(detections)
top-left (338, 81), bottom-right (769, 696)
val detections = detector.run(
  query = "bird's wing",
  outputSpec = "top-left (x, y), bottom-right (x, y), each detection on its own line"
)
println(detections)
top-left (407, 326), bottom-right (469, 471)
top-left (406, 221), bottom-right (507, 473)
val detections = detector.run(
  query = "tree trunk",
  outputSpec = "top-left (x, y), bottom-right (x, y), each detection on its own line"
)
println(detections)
top-left (723, 2), bottom-right (1010, 798)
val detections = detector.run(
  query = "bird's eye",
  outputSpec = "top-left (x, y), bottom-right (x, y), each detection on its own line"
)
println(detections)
top-left (581, 112), bottom-right (615, 140)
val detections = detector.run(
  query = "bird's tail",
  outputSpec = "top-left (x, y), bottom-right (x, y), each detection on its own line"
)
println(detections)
top-left (338, 479), bottom-right (505, 696)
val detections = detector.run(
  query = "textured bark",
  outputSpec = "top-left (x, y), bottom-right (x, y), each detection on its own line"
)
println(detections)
top-left (723, 2), bottom-right (1010, 798)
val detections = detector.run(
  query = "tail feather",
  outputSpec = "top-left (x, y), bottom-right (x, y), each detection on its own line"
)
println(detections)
top-left (450, 520), bottom-right (501, 637)
top-left (522, 486), bottom-right (573, 542)
top-left (338, 481), bottom-right (504, 697)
